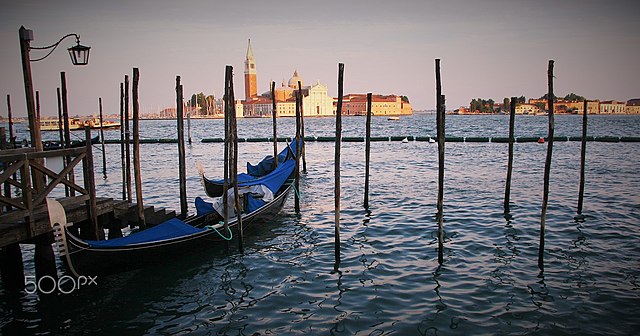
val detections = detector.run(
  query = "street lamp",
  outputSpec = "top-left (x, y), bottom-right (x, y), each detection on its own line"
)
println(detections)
top-left (18, 26), bottom-right (91, 194)
top-left (19, 26), bottom-right (91, 153)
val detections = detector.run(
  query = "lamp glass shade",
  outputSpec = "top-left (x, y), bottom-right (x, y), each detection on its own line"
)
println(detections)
top-left (67, 43), bottom-right (90, 65)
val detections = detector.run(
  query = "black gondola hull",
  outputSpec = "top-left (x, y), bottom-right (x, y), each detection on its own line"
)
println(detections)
top-left (64, 184), bottom-right (292, 276)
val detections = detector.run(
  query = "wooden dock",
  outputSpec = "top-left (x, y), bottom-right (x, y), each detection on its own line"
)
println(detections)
top-left (1, 136), bottom-right (176, 290)
top-left (0, 196), bottom-right (177, 248)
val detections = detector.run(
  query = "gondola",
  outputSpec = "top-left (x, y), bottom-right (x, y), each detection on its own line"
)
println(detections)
top-left (47, 155), bottom-right (297, 276)
top-left (42, 135), bottom-right (100, 151)
top-left (199, 139), bottom-right (299, 197)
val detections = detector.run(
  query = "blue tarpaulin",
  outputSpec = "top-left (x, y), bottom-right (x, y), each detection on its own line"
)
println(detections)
top-left (86, 218), bottom-right (204, 248)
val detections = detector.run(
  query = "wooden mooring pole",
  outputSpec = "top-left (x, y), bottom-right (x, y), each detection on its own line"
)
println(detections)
top-left (504, 97), bottom-right (517, 215)
top-left (187, 108), bottom-right (192, 145)
top-left (56, 88), bottom-right (63, 144)
top-left (364, 92), bottom-right (372, 209)
top-left (7, 94), bottom-right (15, 147)
top-left (225, 65), bottom-right (244, 251)
top-left (176, 76), bottom-right (188, 217)
top-left (36, 90), bottom-right (40, 126)
top-left (124, 75), bottom-right (132, 202)
top-left (99, 97), bottom-right (107, 179)
top-left (539, 60), bottom-right (555, 270)
top-left (83, 126), bottom-right (101, 240)
top-left (334, 63), bottom-right (344, 264)
top-left (61, 72), bottom-right (75, 196)
top-left (120, 82), bottom-right (126, 200)
top-left (576, 99), bottom-right (588, 217)
top-left (298, 81), bottom-right (307, 174)
top-left (132, 68), bottom-right (145, 228)
top-left (0, 243), bottom-right (25, 290)
top-left (435, 59), bottom-right (445, 264)
top-left (1, 128), bottom-right (9, 212)
top-left (270, 81), bottom-right (278, 168)
top-left (294, 83), bottom-right (301, 213)
top-left (222, 68), bottom-right (230, 237)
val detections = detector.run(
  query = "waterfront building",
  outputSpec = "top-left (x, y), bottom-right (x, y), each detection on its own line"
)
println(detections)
top-left (243, 69), bottom-right (334, 117)
top-left (600, 100), bottom-right (626, 114)
top-left (561, 100), bottom-right (600, 114)
top-left (625, 99), bottom-right (640, 114)
top-left (338, 94), bottom-right (412, 116)
top-left (515, 103), bottom-right (542, 115)
top-left (241, 40), bottom-right (411, 118)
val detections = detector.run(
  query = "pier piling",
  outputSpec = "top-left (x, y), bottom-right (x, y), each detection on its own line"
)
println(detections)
top-left (334, 63), bottom-right (344, 264)
top-left (298, 81), bottom-right (307, 174)
top-left (539, 60), bottom-right (555, 270)
top-left (35, 90), bottom-right (40, 130)
top-left (56, 89), bottom-right (63, 145)
top-left (577, 99), bottom-right (588, 216)
top-left (99, 97), bottom-right (107, 179)
top-left (34, 235), bottom-right (57, 293)
top-left (176, 76), bottom-right (188, 217)
top-left (120, 82), bottom-right (126, 201)
top-left (222, 69), bottom-right (230, 237)
top-left (1, 128), bottom-right (10, 212)
top-left (132, 68), bottom-right (145, 228)
top-left (225, 65), bottom-right (244, 252)
top-left (294, 83), bottom-right (301, 213)
top-left (504, 97), bottom-right (516, 215)
top-left (7, 94), bottom-right (15, 147)
top-left (271, 81), bottom-right (278, 168)
top-left (61, 72), bottom-right (75, 196)
top-left (0, 243), bottom-right (25, 290)
top-left (124, 75), bottom-right (132, 202)
top-left (435, 59), bottom-right (445, 264)
top-left (187, 109), bottom-right (192, 145)
top-left (83, 126), bottom-right (101, 240)
top-left (364, 92), bottom-right (372, 209)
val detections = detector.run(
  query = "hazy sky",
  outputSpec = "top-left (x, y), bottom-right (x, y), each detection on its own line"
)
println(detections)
top-left (1, 0), bottom-right (639, 117)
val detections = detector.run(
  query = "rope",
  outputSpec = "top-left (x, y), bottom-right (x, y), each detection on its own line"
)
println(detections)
top-left (291, 182), bottom-right (302, 200)
top-left (206, 222), bottom-right (233, 241)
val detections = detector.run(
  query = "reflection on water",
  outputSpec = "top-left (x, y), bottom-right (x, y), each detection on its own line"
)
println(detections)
top-left (2, 115), bottom-right (640, 335)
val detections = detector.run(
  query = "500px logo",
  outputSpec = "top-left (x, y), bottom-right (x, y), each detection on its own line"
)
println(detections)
top-left (25, 275), bottom-right (98, 294)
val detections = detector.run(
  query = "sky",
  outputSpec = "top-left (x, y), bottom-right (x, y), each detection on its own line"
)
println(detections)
top-left (1, 0), bottom-right (639, 118)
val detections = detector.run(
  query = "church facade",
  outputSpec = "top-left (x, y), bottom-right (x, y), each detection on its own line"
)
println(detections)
top-left (242, 40), bottom-right (411, 118)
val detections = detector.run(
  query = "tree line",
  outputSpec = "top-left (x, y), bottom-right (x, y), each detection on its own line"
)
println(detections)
top-left (468, 93), bottom-right (585, 113)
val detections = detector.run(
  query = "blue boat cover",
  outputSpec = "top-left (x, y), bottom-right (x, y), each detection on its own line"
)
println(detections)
top-left (86, 218), bottom-right (205, 248)
top-left (195, 196), bottom-right (215, 216)
top-left (208, 139), bottom-right (298, 184)
top-left (241, 159), bottom-right (295, 193)
top-left (247, 139), bottom-right (298, 176)
top-left (197, 158), bottom-right (294, 216)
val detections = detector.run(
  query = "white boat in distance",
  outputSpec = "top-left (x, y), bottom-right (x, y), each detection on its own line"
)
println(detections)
top-left (39, 118), bottom-right (121, 131)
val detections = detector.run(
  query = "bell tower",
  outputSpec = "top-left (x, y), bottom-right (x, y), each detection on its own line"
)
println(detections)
top-left (244, 39), bottom-right (257, 100)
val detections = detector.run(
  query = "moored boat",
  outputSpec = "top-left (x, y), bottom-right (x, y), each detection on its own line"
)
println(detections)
top-left (48, 156), bottom-right (296, 276)
top-left (199, 139), bottom-right (298, 197)
top-left (38, 117), bottom-right (121, 131)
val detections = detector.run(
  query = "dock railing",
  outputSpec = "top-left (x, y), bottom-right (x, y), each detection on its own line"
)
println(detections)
top-left (0, 145), bottom-right (96, 242)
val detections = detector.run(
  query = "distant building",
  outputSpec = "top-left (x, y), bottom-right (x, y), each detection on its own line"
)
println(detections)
top-left (244, 39), bottom-right (258, 100)
top-left (515, 103), bottom-right (542, 115)
top-left (626, 99), bottom-right (640, 114)
top-left (338, 94), bottom-right (412, 116)
top-left (600, 100), bottom-right (626, 114)
top-left (241, 40), bottom-right (411, 118)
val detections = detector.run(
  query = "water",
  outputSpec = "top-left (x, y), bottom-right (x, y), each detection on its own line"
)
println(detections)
top-left (1, 114), bottom-right (639, 335)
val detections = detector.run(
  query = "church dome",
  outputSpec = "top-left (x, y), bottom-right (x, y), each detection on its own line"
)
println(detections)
top-left (288, 70), bottom-right (304, 88)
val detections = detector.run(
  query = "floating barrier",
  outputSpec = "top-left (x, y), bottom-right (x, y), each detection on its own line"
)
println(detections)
top-left (101, 136), bottom-right (640, 144)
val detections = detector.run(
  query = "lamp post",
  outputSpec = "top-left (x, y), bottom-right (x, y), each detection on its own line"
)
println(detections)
top-left (19, 26), bottom-right (90, 154)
